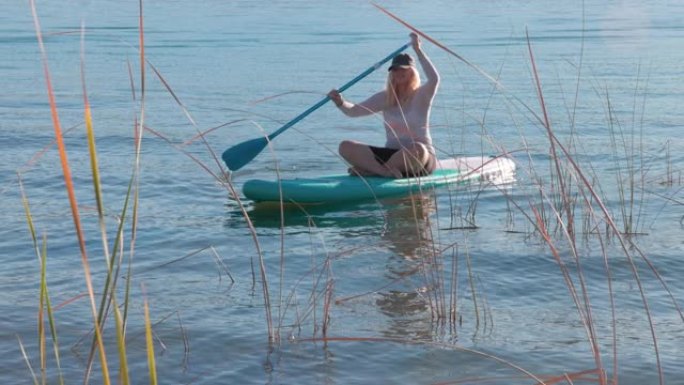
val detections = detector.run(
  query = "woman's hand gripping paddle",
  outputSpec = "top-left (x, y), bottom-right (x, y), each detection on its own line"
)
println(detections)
top-left (222, 42), bottom-right (411, 171)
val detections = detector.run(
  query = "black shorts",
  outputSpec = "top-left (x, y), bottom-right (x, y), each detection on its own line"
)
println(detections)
top-left (368, 145), bottom-right (437, 177)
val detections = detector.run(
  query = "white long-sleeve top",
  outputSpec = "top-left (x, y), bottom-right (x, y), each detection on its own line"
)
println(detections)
top-left (337, 49), bottom-right (440, 152)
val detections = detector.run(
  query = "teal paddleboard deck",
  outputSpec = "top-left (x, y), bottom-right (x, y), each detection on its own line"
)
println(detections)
top-left (242, 156), bottom-right (515, 204)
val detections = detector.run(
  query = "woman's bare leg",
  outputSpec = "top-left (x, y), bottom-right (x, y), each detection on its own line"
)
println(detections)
top-left (339, 140), bottom-right (400, 178)
top-left (384, 143), bottom-right (429, 177)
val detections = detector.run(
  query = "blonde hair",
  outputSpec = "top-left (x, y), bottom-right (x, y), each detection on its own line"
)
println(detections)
top-left (385, 67), bottom-right (421, 107)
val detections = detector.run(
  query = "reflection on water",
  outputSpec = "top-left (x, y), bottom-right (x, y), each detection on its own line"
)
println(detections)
top-left (382, 194), bottom-right (436, 263)
top-left (375, 193), bottom-right (445, 341)
top-left (227, 192), bottom-right (447, 341)
top-left (225, 199), bottom-right (386, 233)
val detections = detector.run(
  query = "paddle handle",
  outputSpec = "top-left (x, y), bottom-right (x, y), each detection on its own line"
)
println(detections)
top-left (267, 42), bottom-right (411, 141)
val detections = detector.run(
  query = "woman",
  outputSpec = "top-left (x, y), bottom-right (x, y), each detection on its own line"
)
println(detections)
top-left (328, 33), bottom-right (439, 178)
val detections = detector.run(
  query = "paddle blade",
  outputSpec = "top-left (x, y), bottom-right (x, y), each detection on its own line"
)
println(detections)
top-left (222, 136), bottom-right (268, 171)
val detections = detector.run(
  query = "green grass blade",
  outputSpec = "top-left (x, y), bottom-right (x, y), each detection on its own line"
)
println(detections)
top-left (17, 174), bottom-right (38, 250)
top-left (18, 175), bottom-right (45, 381)
top-left (41, 235), bottom-right (65, 385)
top-left (29, 1), bottom-right (111, 382)
top-left (113, 297), bottom-right (130, 385)
top-left (38, 236), bottom-right (46, 385)
top-left (143, 295), bottom-right (157, 385)
top-left (81, 24), bottom-right (110, 262)
top-left (19, 175), bottom-right (65, 385)
top-left (79, 23), bottom-right (129, 381)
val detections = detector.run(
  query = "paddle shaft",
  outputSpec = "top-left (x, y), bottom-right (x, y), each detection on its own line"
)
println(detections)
top-left (222, 42), bottom-right (410, 171)
top-left (266, 42), bottom-right (411, 141)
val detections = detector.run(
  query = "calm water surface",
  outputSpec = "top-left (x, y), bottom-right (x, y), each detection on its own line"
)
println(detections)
top-left (2, 1), bottom-right (683, 384)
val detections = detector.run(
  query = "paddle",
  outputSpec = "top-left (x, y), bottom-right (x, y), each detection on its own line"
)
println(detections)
top-left (222, 42), bottom-right (411, 171)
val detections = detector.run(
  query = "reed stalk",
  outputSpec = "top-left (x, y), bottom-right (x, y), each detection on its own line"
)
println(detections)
top-left (21, 173), bottom-right (66, 385)
top-left (16, 2), bottom-right (680, 383)
top-left (525, 33), bottom-right (608, 384)
top-left (303, 336), bottom-right (549, 384)
top-left (524, 44), bottom-right (674, 385)
top-left (141, 57), bottom-right (276, 337)
top-left (29, 1), bottom-right (111, 382)
top-left (81, 23), bottom-right (131, 382)
top-left (20, 1), bottom-right (172, 383)
top-left (17, 335), bottom-right (39, 385)
top-left (143, 292), bottom-right (157, 385)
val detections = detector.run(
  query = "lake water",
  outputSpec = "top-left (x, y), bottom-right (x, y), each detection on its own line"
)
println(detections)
top-left (2, 1), bottom-right (683, 384)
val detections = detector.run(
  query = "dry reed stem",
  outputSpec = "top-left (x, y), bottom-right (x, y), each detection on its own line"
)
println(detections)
top-left (526, 29), bottom-right (576, 241)
top-left (373, 6), bottom-right (675, 384)
top-left (137, 245), bottom-right (233, 283)
top-left (523, 23), bottom-right (683, 385)
top-left (266, 137), bottom-right (286, 343)
top-left (176, 312), bottom-right (190, 372)
top-left (11, 123), bottom-right (81, 178)
top-left (430, 368), bottom-right (602, 385)
top-left (300, 336), bottom-right (548, 384)
top-left (142, 47), bottom-right (237, 193)
top-left (181, 119), bottom-right (248, 146)
top-left (449, 246), bottom-right (459, 328)
top-left (249, 90), bottom-right (322, 105)
top-left (372, 2), bottom-right (549, 129)
top-left (17, 335), bottom-right (39, 385)
top-left (274, 248), bottom-right (336, 337)
top-left (145, 120), bottom-right (269, 336)
top-left (540, 106), bottom-right (665, 385)
top-left (573, 184), bottom-right (619, 385)
top-left (334, 273), bottom-right (414, 304)
top-left (526, 32), bottom-right (607, 384)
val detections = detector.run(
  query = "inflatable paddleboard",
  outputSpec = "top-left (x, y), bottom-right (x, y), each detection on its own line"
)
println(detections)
top-left (242, 156), bottom-right (515, 204)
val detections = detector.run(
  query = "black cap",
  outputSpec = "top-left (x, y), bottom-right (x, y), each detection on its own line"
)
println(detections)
top-left (388, 53), bottom-right (414, 71)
